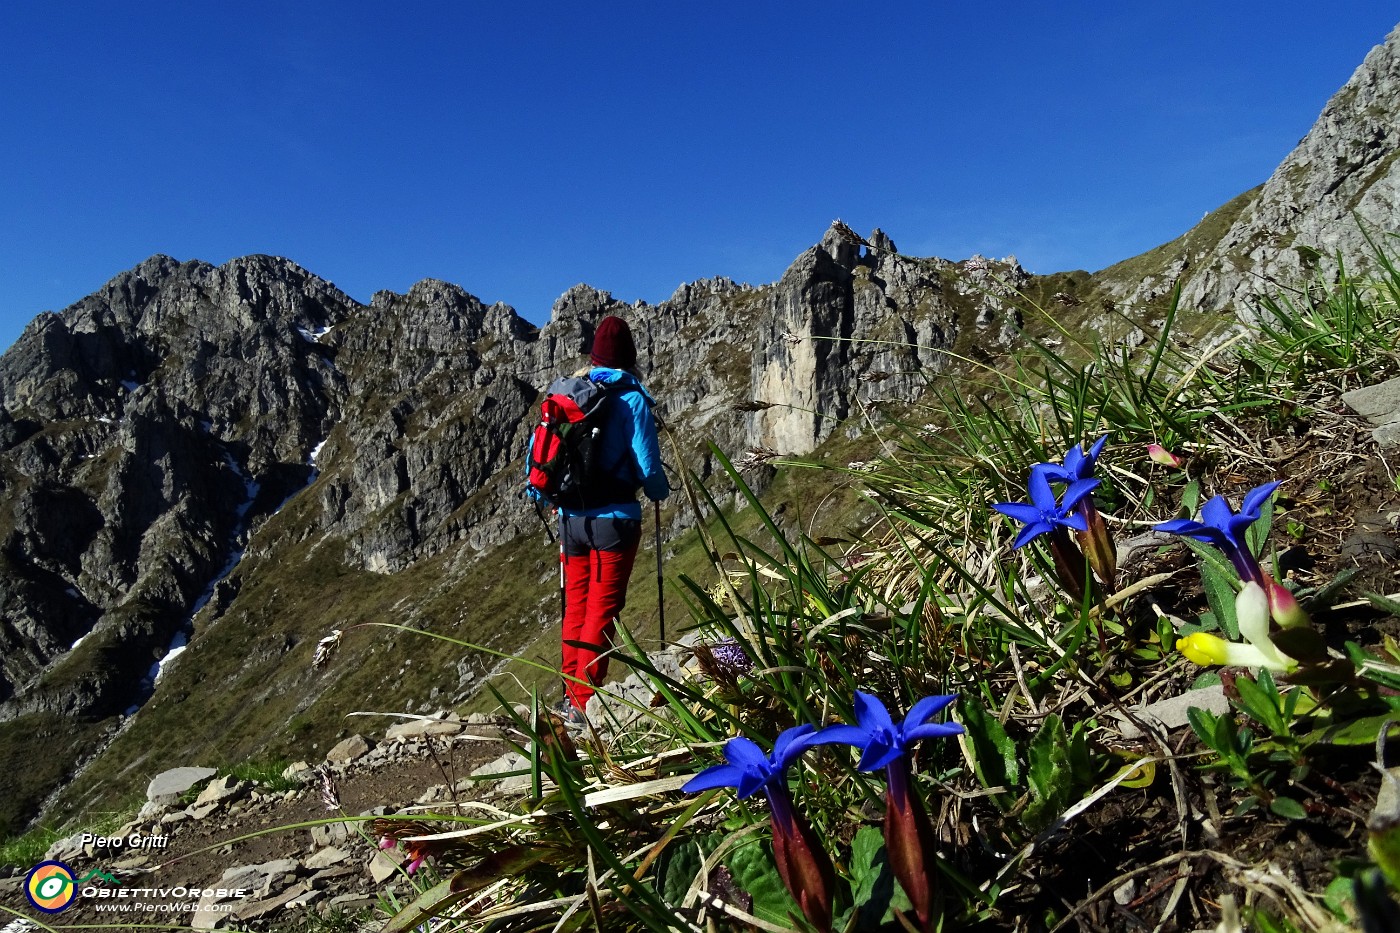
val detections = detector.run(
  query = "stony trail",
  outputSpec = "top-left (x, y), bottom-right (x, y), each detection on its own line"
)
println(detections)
top-left (0, 715), bottom-right (515, 931)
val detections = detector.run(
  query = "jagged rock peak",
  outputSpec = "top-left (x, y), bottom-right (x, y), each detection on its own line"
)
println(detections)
top-left (110, 253), bottom-right (353, 301)
top-left (404, 278), bottom-right (479, 308)
top-left (551, 284), bottom-right (621, 323)
top-left (372, 277), bottom-right (484, 319)
top-left (1179, 23), bottom-right (1400, 314)
top-left (365, 278), bottom-right (535, 347)
top-left (66, 253), bottom-right (358, 337)
top-left (669, 276), bottom-right (742, 303)
top-left (819, 225), bottom-right (861, 270)
top-left (869, 228), bottom-right (898, 255)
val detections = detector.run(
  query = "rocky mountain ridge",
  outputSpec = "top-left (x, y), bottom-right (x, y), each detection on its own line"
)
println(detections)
top-left (1097, 23), bottom-right (1400, 316)
top-left (0, 225), bottom-right (1015, 833)
top-left (2, 20), bottom-right (1398, 836)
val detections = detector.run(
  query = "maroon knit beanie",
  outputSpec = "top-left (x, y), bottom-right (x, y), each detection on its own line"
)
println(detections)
top-left (590, 316), bottom-right (637, 370)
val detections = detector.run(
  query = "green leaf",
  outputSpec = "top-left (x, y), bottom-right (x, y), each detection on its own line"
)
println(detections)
top-left (1187, 706), bottom-right (1219, 747)
top-left (1366, 591), bottom-right (1400, 616)
top-left (846, 825), bottom-right (912, 927)
top-left (1308, 713), bottom-right (1400, 746)
top-left (1323, 876), bottom-right (1356, 922)
top-left (1269, 796), bottom-right (1308, 820)
top-left (848, 825), bottom-right (883, 898)
top-left (1213, 712), bottom-right (1245, 758)
top-left (1370, 816), bottom-right (1400, 889)
top-left (1191, 671), bottom-right (1223, 690)
top-left (1234, 676), bottom-right (1287, 737)
top-left (1191, 544), bottom-right (1242, 639)
top-left (958, 696), bottom-right (1021, 798)
top-left (727, 838), bottom-right (800, 927)
top-left (1180, 479), bottom-right (1201, 517)
top-left (661, 836), bottom-right (716, 906)
top-left (1348, 642), bottom-right (1400, 691)
top-left (1067, 720), bottom-right (1097, 787)
top-left (1304, 567), bottom-right (1359, 609)
top-left (1184, 613), bottom-right (1214, 636)
top-left (1243, 906), bottom-right (1289, 933)
top-left (1246, 490), bottom-right (1275, 558)
top-left (1023, 715), bottom-right (1072, 832)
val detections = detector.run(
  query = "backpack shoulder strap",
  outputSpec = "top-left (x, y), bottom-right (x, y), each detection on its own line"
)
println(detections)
top-left (547, 375), bottom-right (610, 417)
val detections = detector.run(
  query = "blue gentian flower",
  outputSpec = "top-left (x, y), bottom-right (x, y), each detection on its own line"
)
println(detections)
top-left (992, 470), bottom-right (1100, 549)
top-left (684, 725), bottom-right (834, 932)
top-left (997, 436), bottom-right (1120, 601)
top-left (1155, 481), bottom-right (1280, 585)
top-left (681, 724), bottom-right (818, 798)
top-left (1036, 436), bottom-right (1118, 595)
top-left (808, 691), bottom-right (962, 771)
top-left (811, 692), bottom-right (962, 931)
top-left (1033, 435), bottom-right (1107, 485)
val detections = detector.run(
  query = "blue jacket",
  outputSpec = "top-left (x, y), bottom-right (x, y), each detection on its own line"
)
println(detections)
top-left (538, 367), bottom-right (670, 520)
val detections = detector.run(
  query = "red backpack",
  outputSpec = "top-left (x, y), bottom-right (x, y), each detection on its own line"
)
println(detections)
top-left (526, 377), bottom-right (626, 510)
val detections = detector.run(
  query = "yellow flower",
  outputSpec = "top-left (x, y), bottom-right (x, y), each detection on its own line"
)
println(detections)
top-left (1177, 582), bottom-right (1296, 672)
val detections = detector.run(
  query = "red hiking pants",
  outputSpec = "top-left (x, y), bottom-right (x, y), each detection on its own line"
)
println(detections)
top-left (561, 515), bottom-right (641, 710)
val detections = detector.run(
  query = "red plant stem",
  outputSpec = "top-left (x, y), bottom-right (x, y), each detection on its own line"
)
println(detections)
top-left (766, 786), bottom-right (835, 933)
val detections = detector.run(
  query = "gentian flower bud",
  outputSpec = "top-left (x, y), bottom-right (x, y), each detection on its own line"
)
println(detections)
top-left (1266, 577), bottom-right (1310, 629)
top-left (1074, 497), bottom-right (1118, 596)
top-left (766, 785), bottom-right (835, 932)
top-left (1147, 443), bottom-right (1184, 468)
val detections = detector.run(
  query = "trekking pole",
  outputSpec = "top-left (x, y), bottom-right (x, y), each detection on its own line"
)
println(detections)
top-left (558, 512), bottom-right (566, 634)
top-left (654, 499), bottom-right (665, 645)
top-left (650, 408), bottom-right (668, 647)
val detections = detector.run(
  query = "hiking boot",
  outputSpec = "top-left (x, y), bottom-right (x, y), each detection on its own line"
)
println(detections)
top-left (551, 697), bottom-right (585, 728)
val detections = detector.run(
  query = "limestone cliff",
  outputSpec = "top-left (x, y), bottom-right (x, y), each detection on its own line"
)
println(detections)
top-left (1095, 23), bottom-right (1400, 318)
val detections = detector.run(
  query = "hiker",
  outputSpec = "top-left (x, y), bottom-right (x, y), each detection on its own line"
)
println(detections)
top-left (530, 315), bottom-right (669, 723)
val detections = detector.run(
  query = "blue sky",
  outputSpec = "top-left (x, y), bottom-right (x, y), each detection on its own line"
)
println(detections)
top-left (1, 3), bottom-right (1395, 351)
